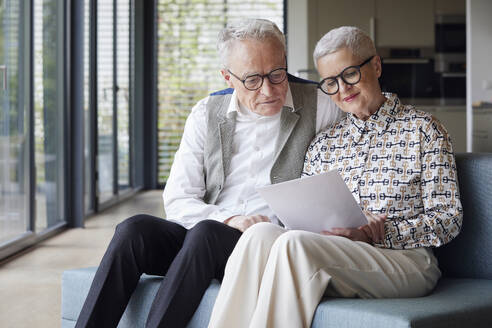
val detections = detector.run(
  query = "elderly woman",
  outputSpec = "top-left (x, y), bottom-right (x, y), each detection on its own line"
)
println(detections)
top-left (207, 26), bottom-right (463, 328)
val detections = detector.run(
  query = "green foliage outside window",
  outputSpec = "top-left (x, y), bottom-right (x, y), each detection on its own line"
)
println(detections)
top-left (157, 0), bottom-right (283, 183)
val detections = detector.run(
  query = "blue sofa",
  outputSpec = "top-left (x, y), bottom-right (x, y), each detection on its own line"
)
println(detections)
top-left (62, 153), bottom-right (492, 327)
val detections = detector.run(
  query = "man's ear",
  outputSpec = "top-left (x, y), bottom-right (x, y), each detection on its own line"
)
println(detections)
top-left (221, 69), bottom-right (234, 88)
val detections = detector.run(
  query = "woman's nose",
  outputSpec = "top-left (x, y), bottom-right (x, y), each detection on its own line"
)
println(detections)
top-left (338, 78), bottom-right (352, 93)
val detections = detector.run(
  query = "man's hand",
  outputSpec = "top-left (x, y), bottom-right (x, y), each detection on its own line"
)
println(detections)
top-left (321, 213), bottom-right (387, 244)
top-left (224, 215), bottom-right (270, 232)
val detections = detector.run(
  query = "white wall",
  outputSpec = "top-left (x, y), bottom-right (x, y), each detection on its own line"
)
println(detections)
top-left (466, 0), bottom-right (492, 151)
top-left (286, 0), bottom-right (309, 77)
top-left (468, 0), bottom-right (492, 103)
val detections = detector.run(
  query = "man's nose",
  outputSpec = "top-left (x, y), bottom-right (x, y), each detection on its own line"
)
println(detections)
top-left (260, 77), bottom-right (274, 96)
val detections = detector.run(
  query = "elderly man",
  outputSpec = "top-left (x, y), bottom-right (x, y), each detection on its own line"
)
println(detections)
top-left (75, 19), bottom-right (341, 328)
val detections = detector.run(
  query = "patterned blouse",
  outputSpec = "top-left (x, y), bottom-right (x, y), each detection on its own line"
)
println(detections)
top-left (302, 93), bottom-right (463, 249)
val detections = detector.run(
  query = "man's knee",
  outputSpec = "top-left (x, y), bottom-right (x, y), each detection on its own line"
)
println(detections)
top-left (179, 221), bottom-right (240, 270)
top-left (114, 214), bottom-right (163, 241)
top-left (185, 220), bottom-right (235, 247)
top-left (189, 219), bottom-right (226, 235)
top-left (115, 214), bottom-right (147, 235)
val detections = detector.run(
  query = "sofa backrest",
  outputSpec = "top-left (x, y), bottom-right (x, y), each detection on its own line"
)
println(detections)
top-left (435, 153), bottom-right (492, 280)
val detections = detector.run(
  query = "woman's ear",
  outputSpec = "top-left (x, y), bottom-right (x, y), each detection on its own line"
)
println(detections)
top-left (221, 69), bottom-right (234, 88)
top-left (373, 56), bottom-right (382, 79)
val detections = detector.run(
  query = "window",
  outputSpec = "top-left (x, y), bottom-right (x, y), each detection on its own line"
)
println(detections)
top-left (156, 0), bottom-right (284, 184)
top-left (0, 0), bottom-right (137, 260)
top-left (1, 0), bottom-right (67, 255)
top-left (33, 0), bottom-right (66, 231)
top-left (97, 0), bottom-right (115, 203)
top-left (0, 0), bottom-right (30, 244)
top-left (116, 0), bottom-right (131, 191)
top-left (84, 0), bottom-right (93, 213)
top-left (97, 0), bottom-right (133, 204)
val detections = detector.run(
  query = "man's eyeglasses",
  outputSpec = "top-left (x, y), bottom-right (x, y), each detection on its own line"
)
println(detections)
top-left (227, 67), bottom-right (288, 91)
top-left (318, 56), bottom-right (374, 95)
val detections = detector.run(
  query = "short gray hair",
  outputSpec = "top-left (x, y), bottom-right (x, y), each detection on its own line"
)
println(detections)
top-left (313, 26), bottom-right (376, 68)
top-left (217, 18), bottom-right (286, 68)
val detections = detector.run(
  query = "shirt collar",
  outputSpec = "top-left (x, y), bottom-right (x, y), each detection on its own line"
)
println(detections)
top-left (226, 85), bottom-right (295, 118)
top-left (348, 93), bottom-right (401, 141)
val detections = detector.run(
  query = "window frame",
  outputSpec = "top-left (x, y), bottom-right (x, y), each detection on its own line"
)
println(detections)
top-left (0, 0), bottom-right (140, 261)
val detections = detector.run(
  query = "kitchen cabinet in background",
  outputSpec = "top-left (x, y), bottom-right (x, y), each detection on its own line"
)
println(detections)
top-left (316, 0), bottom-right (375, 42)
top-left (288, 0), bottom-right (466, 76)
top-left (435, 0), bottom-right (466, 15)
top-left (314, 0), bottom-right (465, 49)
top-left (376, 0), bottom-right (434, 47)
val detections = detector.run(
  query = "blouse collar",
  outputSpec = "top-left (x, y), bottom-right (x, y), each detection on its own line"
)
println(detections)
top-left (348, 93), bottom-right (401, 142)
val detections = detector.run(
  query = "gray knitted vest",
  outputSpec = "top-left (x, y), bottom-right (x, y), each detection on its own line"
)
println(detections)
top-left (203, 76), bottom-right (318, 204)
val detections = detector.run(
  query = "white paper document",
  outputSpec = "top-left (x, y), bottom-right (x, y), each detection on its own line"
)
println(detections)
top-left (256, 170), bottom-right (367, 233)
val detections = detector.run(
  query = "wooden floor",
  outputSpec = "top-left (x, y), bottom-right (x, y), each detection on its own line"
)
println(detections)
top-left (0, 190), bottom-right (164, 328)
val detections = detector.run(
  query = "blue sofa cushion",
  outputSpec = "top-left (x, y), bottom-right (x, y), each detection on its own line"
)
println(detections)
top-left (311, 278), bottom-right (492, 328)
top-left (61, 267), bottom-right (220, 328)
top-left (62, 267), bottom-right (492, 328)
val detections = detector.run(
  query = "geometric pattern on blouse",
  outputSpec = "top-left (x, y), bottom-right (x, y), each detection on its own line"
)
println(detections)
top-left (302, 93), bottom-right (463, 249)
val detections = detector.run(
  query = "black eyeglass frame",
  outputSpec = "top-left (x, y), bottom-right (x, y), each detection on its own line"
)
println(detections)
top-left (318, 56), bottom-right (375, 95)
top-left (227, 67), bottom-right (288, 91)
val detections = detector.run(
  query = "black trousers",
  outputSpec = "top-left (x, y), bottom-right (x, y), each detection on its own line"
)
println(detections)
top-left (75, 215), bottom-right (242, 328)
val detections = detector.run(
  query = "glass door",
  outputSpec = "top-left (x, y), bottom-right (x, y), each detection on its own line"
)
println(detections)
top-left (116, 0), bottom-right (130, 191)
top-left (84, 0), bottom-right (94, 213)
top-left (0, 0), bottom-right (30, 244)
top-left (33, 0), bottom-right (65, 231)
top-left (97, 0), bottom-right (115, 203)
top-left (96, 0), bottom-right (132, 206)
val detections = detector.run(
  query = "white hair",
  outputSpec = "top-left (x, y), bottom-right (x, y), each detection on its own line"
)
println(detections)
top-left (313, 26), bottom-right (376, 68)
top-left (217, 18), bottom-right (286, 68)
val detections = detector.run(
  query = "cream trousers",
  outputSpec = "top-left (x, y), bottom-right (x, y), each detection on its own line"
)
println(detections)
top-left (208, 222), bottom-right (441, 328)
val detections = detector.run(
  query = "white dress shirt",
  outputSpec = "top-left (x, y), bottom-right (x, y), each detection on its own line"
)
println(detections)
top-left (163, 85), bottom-right (343, 228)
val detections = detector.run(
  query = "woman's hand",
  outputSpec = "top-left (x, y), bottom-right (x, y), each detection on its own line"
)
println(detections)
top-left (321, 213), bottom-right (387, 244)
top-left (359, 212), bottom-right (387, 243)
top-left (321, 227), bottom-right (371, 243)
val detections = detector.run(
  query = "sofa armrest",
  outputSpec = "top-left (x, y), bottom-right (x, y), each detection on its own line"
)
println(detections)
top-left (435, 153), bottom-right (492, 279)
